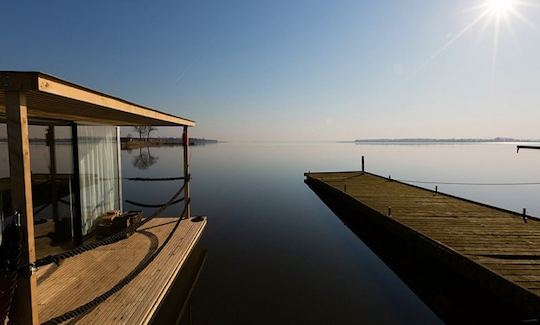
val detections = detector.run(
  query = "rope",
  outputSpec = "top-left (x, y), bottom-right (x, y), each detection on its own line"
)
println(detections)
top-left (33, 178), bottom-right (188, 269)
top-left (124, 176), bottom-right (185, 182)
top-left (41, 201), bottom-right (191, 325)
top-left (125, 197), bottom-right (184, 208)
top-left (396, 179), bottom-right (540, 186)
top-left (0, 215), bottom-right (22, 324)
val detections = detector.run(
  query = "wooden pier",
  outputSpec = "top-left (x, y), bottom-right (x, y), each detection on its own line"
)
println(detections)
top-left (37, 217), bottom-right (207, 324)
top-left (306, 171), bottom-right (540, 319)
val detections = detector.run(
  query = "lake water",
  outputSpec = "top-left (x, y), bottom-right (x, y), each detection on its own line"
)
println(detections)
top-left (121, 142), bottom-right (540, 324)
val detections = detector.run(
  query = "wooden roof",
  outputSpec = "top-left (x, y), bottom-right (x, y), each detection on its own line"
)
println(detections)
top-left (0, 71), bottom-right (195, 126)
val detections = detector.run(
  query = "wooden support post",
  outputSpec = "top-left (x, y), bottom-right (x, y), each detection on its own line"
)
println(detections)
top-left (361, 156), bottom-right (365, 173)
top-left (47, 125), bottom-right (59, 222)
top-left (5, 91), bottom-right (39, 324)
top-left (183, 126), bottom-right (191, 219)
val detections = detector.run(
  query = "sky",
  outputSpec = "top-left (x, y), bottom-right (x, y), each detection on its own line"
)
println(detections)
top-left (2, 0), bottom-right (540, 141)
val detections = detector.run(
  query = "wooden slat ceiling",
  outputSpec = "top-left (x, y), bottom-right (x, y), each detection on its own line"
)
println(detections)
top-left (0, 72), bottom-right (195, 127)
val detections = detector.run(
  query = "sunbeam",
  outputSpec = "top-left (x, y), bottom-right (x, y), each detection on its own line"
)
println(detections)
top-left (426, 0), bottom-right (538, 75)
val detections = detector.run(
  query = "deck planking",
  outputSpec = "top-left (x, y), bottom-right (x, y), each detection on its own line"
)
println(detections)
top-left (306, 171), bottom-right (540, 315)
top-left (36, 217), bottom-right (206, 324)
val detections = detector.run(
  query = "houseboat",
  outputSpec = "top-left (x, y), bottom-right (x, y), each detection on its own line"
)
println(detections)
top-left (0, 71), bottom-right (207, 324)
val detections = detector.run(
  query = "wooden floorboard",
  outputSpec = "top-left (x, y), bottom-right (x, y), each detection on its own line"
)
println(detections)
top-left (36, 217), bottom-right (206, 324)
top-left (307, 171), bottom-right (540, 313)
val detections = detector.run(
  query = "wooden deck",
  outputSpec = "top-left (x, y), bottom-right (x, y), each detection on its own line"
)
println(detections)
top-left (36, 217), bottom-right (207, 324)
top-left (306, 171), bottom-right (540, 317)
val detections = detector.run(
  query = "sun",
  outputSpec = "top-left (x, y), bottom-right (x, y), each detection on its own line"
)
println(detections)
top-left (428, 0), bottom-right (537, 69)
top-left (484, 0), bottom-right (516, 17)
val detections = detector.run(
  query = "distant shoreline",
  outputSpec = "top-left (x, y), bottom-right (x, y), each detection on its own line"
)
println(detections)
top-left (120, 137), bottom-right (219, 150)
top-left (349, 138), bottom-right (540, 144)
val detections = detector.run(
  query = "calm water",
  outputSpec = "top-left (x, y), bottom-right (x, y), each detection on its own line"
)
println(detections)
top-left (121, 142), bottom-right (540, 324)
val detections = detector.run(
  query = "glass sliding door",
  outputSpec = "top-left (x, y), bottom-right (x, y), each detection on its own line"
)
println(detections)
top-left (77, 125), bottom-right (120, 235)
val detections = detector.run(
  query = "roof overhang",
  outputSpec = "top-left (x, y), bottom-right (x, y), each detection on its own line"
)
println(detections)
top-left (0, 71), bottom-right (195, 127)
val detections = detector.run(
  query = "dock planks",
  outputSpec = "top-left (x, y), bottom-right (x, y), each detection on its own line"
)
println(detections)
top-left (306, 171), bottom-right (540, 316)
top-left (36, 217), bottom-right (206, 324)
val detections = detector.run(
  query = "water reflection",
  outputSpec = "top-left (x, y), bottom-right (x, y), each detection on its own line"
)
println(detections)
top-left (131, 147), bottom-right (159, 170)
top-left (122, 142), bottom-right (540, 324)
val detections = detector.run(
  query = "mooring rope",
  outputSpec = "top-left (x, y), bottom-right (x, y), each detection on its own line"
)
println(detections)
top-left (342, 172), bottom-right (540, 186)
top-left (33, 177), bottom-right (188, 269)
top-left (396, 179), bottom-right (540, 186)
top-left (124, 176), bottom-right (185, 182)
top-left (41, 200), bottom-right (192, 325)
top-left (125, 197), bottom-right (184, 208)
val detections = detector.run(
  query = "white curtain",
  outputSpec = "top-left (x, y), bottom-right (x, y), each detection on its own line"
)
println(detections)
top-left (77, 125), bottom-right (120, 235)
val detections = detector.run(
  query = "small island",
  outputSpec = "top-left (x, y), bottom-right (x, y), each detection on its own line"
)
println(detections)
top-left (121, 137), bottom-right (219, 150)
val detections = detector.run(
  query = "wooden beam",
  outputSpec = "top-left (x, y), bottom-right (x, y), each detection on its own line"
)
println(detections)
top-left (5, 91), bottom-right (39, 324)
top-left (0, 72), bottom-right (196, 127)
top-left (183, 126), bottom-right (191, 219)
top-left (36, 74), bottom-right (195, 127)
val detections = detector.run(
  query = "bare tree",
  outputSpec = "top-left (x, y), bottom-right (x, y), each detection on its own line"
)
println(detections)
top-left (132, 126), bottom-right (157, 141)
top-left (146, 126), bottom-right (158, 141)
top-left (133, 126), bottom-right (148, 140)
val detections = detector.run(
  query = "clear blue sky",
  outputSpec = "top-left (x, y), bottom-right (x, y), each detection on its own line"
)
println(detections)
top-left (3, 0), bottom-right (540, 140)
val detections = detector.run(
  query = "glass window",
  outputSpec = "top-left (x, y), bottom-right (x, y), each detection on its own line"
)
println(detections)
top-left (77, 125), bottom-right (120, 235)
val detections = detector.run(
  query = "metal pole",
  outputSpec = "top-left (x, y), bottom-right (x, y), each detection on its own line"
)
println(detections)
top-left (71, 123), bottom-right (83, 244)
top-left (183, 126), bottom-right (191, 219)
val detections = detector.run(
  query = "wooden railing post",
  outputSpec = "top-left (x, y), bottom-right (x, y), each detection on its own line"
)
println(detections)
top-left (6, 91), bottom-right (39, 324)
top-left (182, 126), bottom-right (191, 219)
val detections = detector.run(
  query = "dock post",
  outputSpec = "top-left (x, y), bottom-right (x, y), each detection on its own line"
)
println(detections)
top-left (183, 126), bottom-right (191, 219)
top-left (361, 156), bottom-right (365, 174)
top-left (435, 186), bottom-right (438, 194)
top-left (388, 207), bottom-right (392, 217)
top-left (523, 208), bottom-right (528, 223)
top-left (6, 91), bottom-right (39, 324)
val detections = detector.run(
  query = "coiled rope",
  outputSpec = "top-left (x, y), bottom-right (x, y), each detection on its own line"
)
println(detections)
top-left (41, 200), bottom-right (191, 325)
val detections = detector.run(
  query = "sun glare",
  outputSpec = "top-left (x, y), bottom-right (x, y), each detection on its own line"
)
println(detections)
top-left (485, 0), bottom-right (516, 16)
top-left (427, 0), bottom-right (537, 74)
